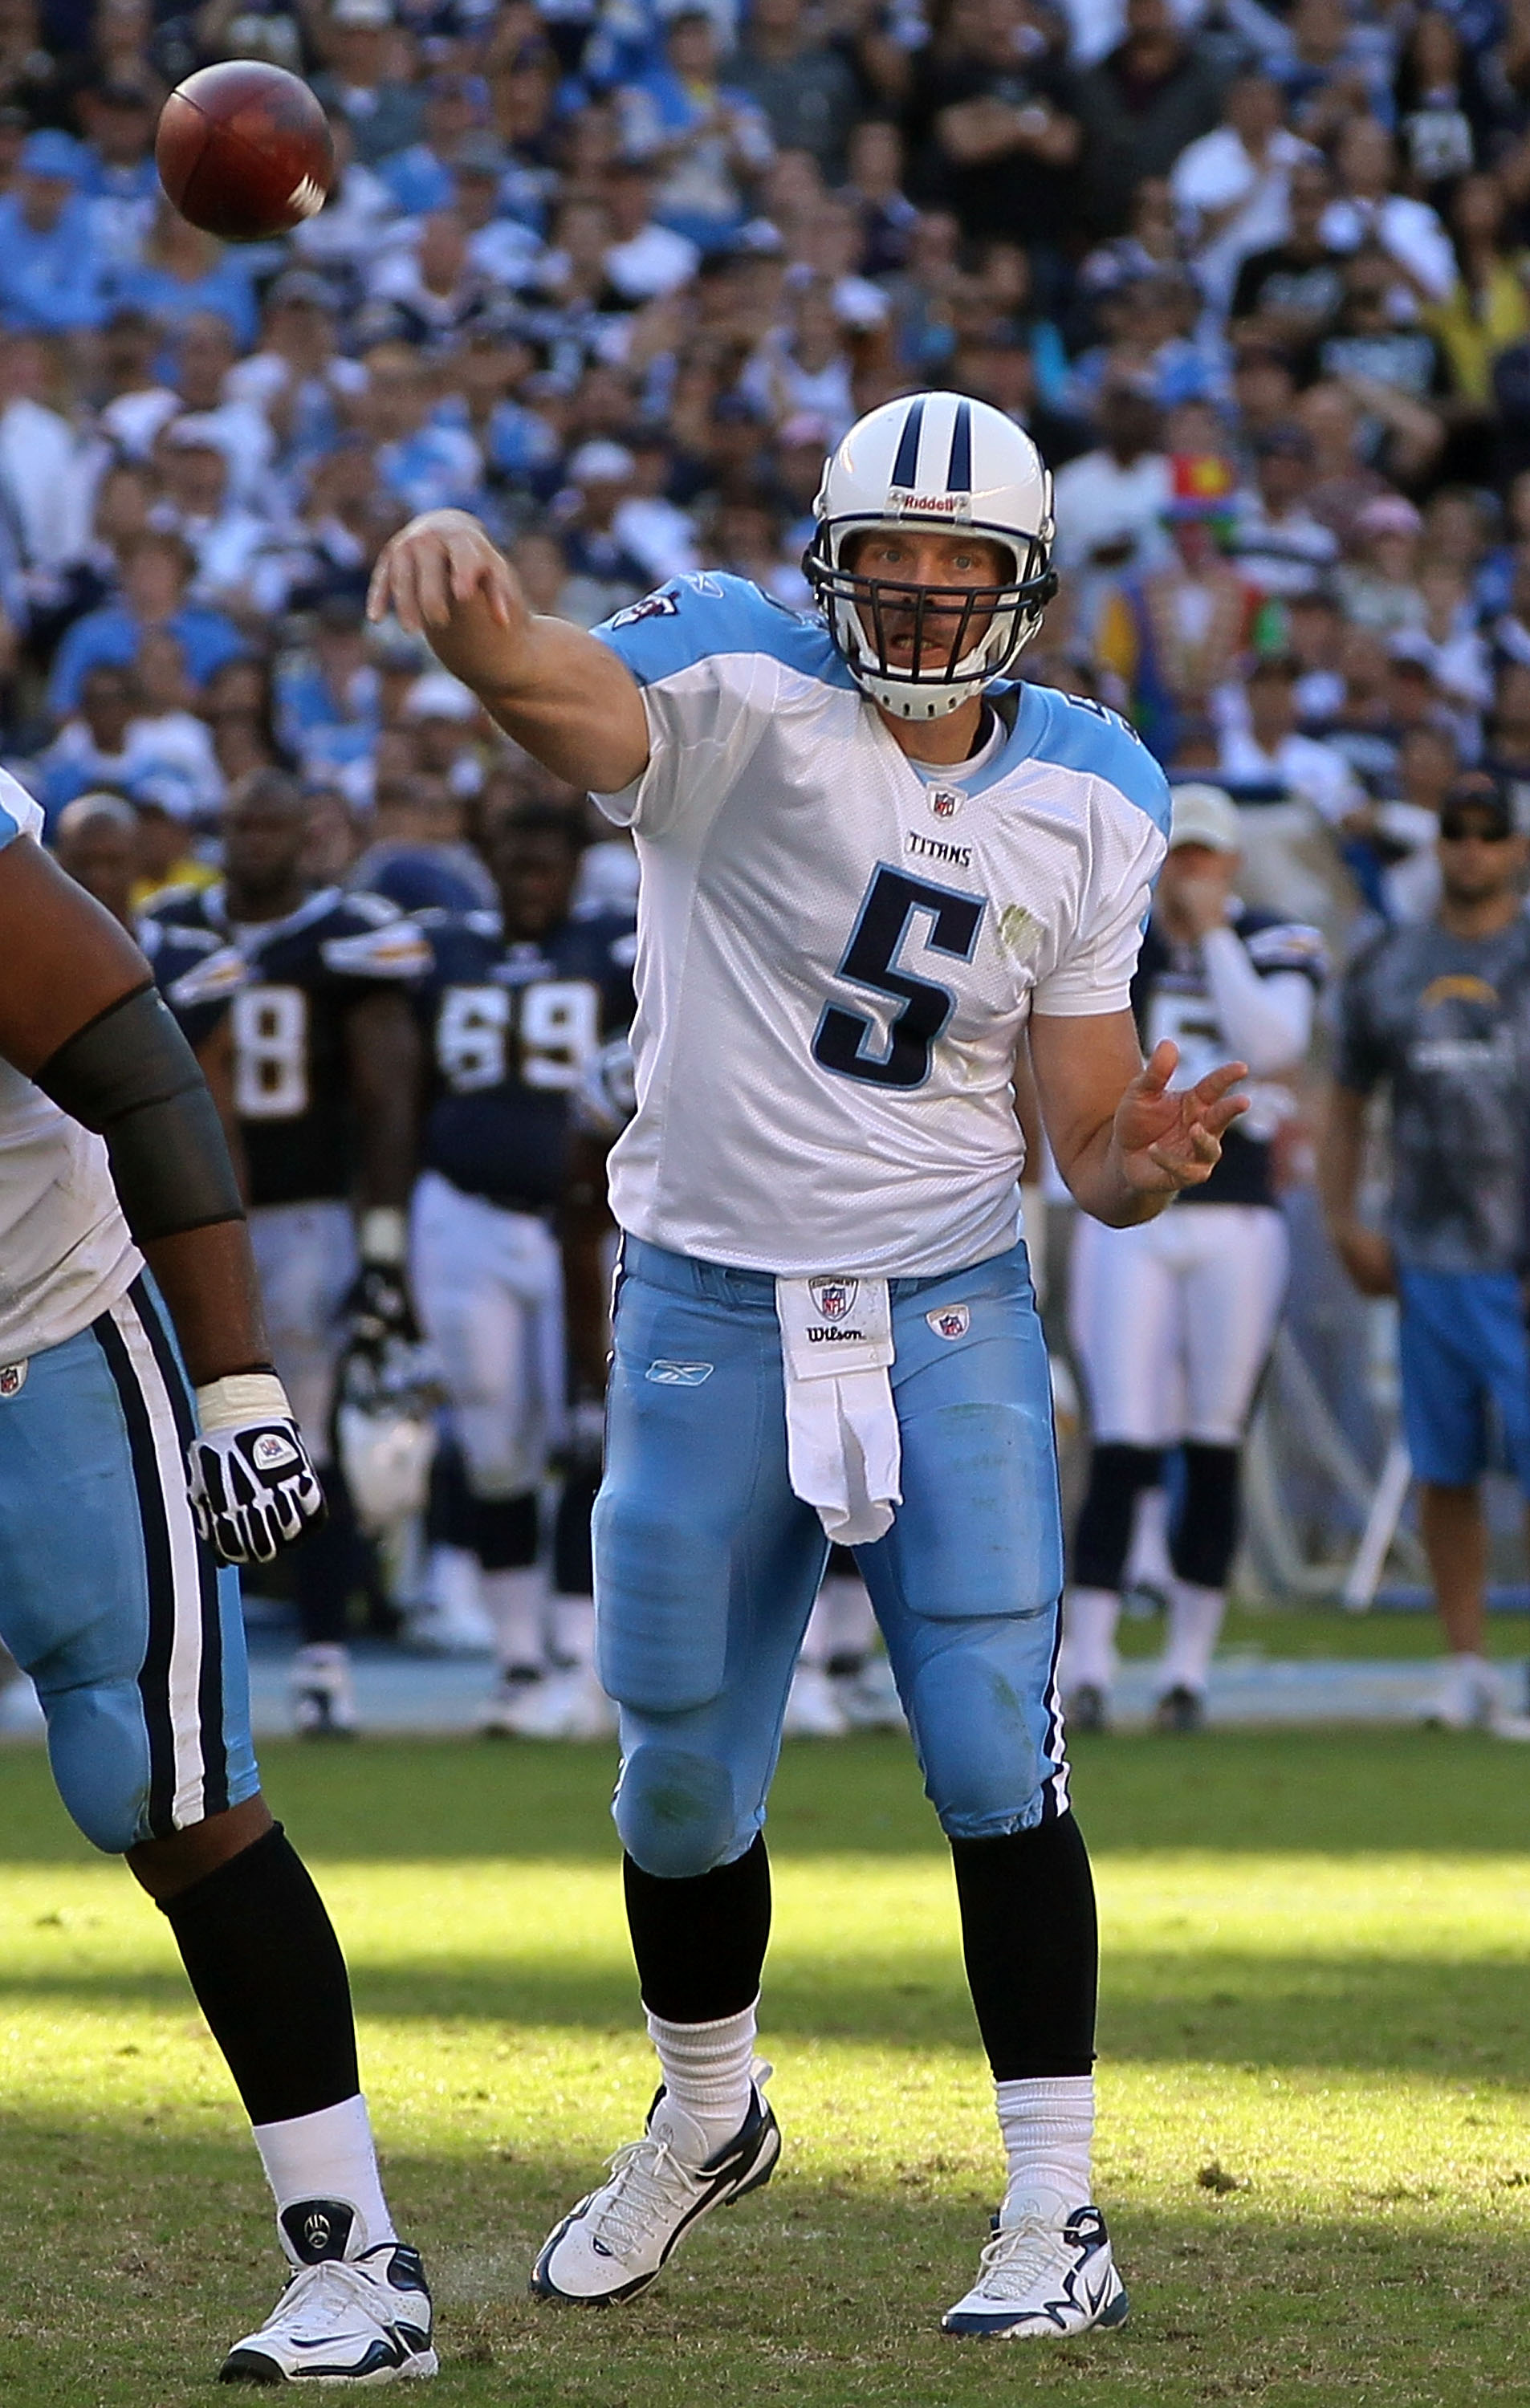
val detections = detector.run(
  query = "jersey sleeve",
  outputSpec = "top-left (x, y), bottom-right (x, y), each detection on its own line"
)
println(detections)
top-left (588, 575), bottom-right (790, 838)
top-left (1241, 914), bottom-right (1329, 989)
top-left (0, 766), bottom-right (43, 848)
top-left (319, 897), bottom-right (433, 983)
top-left (1028, 697), bottom-right (1171, 1018)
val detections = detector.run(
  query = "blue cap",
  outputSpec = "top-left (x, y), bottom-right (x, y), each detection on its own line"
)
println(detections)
top-left (22, 130), bottom-right (83, 181)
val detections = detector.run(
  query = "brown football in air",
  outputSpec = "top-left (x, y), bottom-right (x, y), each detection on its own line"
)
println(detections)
top-left (156, 60), bottom-right (334, 242)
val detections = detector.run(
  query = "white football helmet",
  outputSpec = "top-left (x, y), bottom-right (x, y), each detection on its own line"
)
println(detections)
top-left (805, 392), bottom-right (1057, 720)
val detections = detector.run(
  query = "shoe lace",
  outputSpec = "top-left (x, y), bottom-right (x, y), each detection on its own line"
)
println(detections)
top-left (586, 2134), bottom-right (703, 2262)
top-left (970, 2214), bottom-right (1070, 2304)
top-left (269, 2257), bottom-right (386, 2338)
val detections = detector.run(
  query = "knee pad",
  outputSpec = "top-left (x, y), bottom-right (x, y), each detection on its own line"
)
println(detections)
top-left (614, 1745), bottom-right (739, 1880)
top-left (44, 1681), bottom-right (152, 1853)
top-left (1173, 1443), bottom-right (1240, 1588)
top-left (1072, 1444), bottom-right (1163, 1589)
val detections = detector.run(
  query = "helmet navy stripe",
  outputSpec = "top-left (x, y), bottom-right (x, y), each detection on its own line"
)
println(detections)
top-left (946, 398), bottom-right (972, 494)
top-left (889, 394), bottom-right (925, 488)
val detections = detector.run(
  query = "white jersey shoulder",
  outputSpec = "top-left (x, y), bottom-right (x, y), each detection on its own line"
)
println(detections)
top-left (591, 587), bottom-right (1170, 1279)
top-left (0, 771), bottom-right (140, 1359)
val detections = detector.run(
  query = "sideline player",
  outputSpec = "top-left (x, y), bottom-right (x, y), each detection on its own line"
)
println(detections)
top-left (1061, 783), bottom-right (1325, 1731)
top-left (368, 393), bottom-right (1247, 2340)
top-left (0, 777), bottom-right (435, 2382)
top-left (1320, 772), bottom-right (1530, 1734)
top-left (412, 799), bottom-right (635, 1738)
top-left (149, 774), bottom-right (429, 1734)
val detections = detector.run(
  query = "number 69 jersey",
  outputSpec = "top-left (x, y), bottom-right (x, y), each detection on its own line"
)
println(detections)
top-left (418, 906), bottom-right (637, 1210)
top-left (592, 574), bottom-right (1170, 1279)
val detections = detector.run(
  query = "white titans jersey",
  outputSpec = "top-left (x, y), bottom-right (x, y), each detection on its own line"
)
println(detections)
top-left (592, 576), bottom-right (1170, 1278)
top-left (0, 781), bottom-right (140, 1360)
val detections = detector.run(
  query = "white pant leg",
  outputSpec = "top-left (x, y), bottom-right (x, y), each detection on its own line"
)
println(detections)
top-left (1068, 1212), bottom-right (1185, 1449)
top-left (411, 1173), bottom-right (564, 1500)
top-left (247, 1200), bottom-right (358, 1452)
top-left (1178, 1205), bottom-right (1289, 1445)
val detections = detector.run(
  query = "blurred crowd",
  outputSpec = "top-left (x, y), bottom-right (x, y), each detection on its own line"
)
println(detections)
top-left (7, 0), bottom-right (1530, 1726)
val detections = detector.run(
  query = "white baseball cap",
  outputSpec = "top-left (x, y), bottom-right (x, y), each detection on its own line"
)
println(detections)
top-left (1168, 782), bottom-right (1240, 854)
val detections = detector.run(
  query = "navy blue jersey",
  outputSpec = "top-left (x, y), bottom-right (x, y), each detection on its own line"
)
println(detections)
top-left (420, 906), bottom-right (637, 1210)
top-left (1131, 905), bottom-right (1326, 1208)
top-left (139, 913), bottom-right (246, 1055)
top-left (147, 882), bottom-right (429, 1208)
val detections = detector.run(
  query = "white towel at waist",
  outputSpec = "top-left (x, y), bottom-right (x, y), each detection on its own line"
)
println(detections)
top-left (775, 1274), bottom-right (901, 1548)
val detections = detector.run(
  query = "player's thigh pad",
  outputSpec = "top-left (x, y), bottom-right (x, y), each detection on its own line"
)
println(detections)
top-left (1180, 1204), bottom-right (1289, 1443)
top-left (1068, 1212), bottom-right (1184, 1446)
top-left (861, 1247), bottom-right (1068, 1837)
top-left (0, 1278), bottom-right (257, 1851)
top-left (411, 1175), bottom-right (561, 1495)
top-left (247, 1200), bottom-right (356, 1446)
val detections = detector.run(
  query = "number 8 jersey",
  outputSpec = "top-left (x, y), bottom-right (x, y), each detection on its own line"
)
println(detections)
top-left (592, 575), bottom-right (1171, 1278)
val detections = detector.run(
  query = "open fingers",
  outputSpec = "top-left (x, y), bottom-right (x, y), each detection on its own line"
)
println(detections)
top-left (1188, 1059), bottom-right (1248, 1109)
top-left (1135, 1037), bottom-right (1178, 1096)
top-left (450, 543), bottom-right (512, 626)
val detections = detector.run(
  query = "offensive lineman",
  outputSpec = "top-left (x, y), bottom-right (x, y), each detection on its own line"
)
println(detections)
top-left (1061, 783), bottom-right (1325, 1731)
top-left (149, 774), bottom-right (429, 1735)
top-left (369, 393), bottom-right (1247, 2340)
top-left (413, 799), bottom-right (635, 1738)
top-left (0, 778), bottom-right (435, 2382)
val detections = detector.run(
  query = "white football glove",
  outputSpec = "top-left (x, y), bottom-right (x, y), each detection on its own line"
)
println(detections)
top-left (187, 1373), bottom-right (326, 1566)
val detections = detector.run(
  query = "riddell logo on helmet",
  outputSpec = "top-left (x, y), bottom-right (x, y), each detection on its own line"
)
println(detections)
top-left (888, 491), bottom-right (973, 520)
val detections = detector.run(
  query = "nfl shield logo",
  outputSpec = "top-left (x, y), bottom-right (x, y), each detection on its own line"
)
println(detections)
top-left (929, 787), bottom-right (962, 820)
top-left (810, 1278), bottom-right (857, 1321)
top-left (0, 1360), bottom-right (26, 1397)
top-left (926, 1305), bottom-right (970, 1341)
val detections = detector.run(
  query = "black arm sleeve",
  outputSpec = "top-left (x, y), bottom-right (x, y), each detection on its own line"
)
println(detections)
top-left (33, 982), bottom-right (245, 1243)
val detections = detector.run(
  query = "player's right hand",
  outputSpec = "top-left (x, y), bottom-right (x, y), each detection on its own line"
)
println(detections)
top-left (187, 1373), bottom-right (327, 1566)
top-left (367, 510), bottom-right (519, 635)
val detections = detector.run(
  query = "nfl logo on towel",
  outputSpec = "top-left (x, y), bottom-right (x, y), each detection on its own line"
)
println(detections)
top-left (926, 1305), bottom-right (969, 1341)
top-left (929, 787), bottom-right (962, 820)
top-left (810, 1278), bottom-right (857, 1321)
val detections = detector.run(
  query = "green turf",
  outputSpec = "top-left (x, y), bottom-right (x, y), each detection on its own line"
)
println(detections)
top-left (3, 1731), bottom-right (1530, 2405)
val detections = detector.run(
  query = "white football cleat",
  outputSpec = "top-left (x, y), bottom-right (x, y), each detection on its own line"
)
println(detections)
top-left (830, 1652), bottom-right (906, 1731)
top-left (783, 1662), bottom-right (848, 1738)
top-left (291, 1644), bottom-right (359, 1740)
top-left (531, 2072), bottom-right (780, 2304)
top-left (477, 1663), bottom-right (551, 1737)
top-left (942, 2196), bottom-right (1128, 2340)
top-left (220, 2226), bottom-right (436, 2386)
top-left (502, 1663), bottom-right (617, 1742)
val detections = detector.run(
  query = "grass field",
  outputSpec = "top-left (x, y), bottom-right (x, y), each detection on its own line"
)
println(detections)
top-left (4, 1728), bottom-right (1530, 2406)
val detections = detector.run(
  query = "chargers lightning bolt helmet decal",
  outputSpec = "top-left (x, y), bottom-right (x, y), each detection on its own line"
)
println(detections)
top-left (805, 392), bottom-right (1058, 721)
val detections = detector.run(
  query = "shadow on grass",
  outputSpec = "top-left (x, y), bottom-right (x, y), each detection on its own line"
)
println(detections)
top-left (3, 1947), bottom-right (1530, 2085)
top-left (3, 1731), bottom-right (1530, 1865)
top-left (0, 2116), bottom-right (1527, 2406)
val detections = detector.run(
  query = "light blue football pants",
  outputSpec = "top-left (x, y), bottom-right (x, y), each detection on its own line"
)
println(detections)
top-left (0, 1274), bottom-right (258, 1853)
top-left (594, 1235), bottom-right (1071, 1879)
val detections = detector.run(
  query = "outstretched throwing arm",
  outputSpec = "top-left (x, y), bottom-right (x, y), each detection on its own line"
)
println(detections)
top-left (367, 510), bottom-right (651, 795)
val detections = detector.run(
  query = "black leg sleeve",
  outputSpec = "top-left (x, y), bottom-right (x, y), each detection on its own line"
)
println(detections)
top-left (1071, 1444), bottom-right (1164, 1591)
top-left (160, 1823), bottom-right (360, 2125)
top-left (1172, 1442), bottom-right (1241, 1588)
top-left (950, 1812), bottom-right (1097, 2081)
top-left (624, 1832), bottom-right (771, 2022)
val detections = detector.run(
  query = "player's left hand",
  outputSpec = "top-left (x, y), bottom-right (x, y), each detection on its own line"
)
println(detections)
top-left (340, 1259), bottom-right (421, 1357)
top-left (1110, 1039), bottom-right (1249, 1197)
top-left (187, 1374), bottom-right (327, 1566)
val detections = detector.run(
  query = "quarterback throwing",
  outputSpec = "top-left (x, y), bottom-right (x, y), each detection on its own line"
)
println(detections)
top-left (369, 393), bottom-right (1247, 2340)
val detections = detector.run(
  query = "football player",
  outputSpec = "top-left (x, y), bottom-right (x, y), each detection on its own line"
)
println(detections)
top-left (1060, 783), bottom-right (1325, 1731)
top-left (412, 799), bottom-right (636, 1738)
top-left (369, 393), bottom-right (1247, 2341)
top-left (0, 775), bottom-right (435, 2384)
top-left (148, 773), bottom-right (429, 1735)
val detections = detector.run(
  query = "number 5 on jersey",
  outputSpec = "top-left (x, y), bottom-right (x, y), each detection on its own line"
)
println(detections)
top-left (814, 867), bottom-right (986, 1089)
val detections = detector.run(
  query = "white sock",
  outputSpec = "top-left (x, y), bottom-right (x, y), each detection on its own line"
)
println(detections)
top-left (481, 1566), bottom-right (547, 1672)
top-left (551, 1592), bottom-right (596, 1668)
top-left (1158, 1580), bottom-right (1226, 1695)
top-left (1062, 1587), bottom-right (1119, 1691)
top-left (645, 2000), bottom-right (758, 2158)
top-left (995, 2074), bottom-right (1094, 2219)
top-left (253, 2093), bottom-right (396, 2260)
